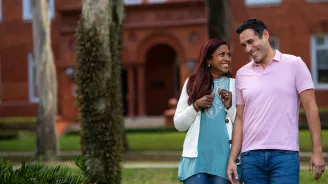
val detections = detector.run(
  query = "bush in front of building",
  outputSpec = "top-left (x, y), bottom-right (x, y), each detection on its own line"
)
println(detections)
top-left (0, 155), bottom-right (99, 184)
top-left (0, 131), bottom-right (19, 140)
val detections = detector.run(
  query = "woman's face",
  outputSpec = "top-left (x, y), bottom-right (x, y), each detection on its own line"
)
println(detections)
top-left (208, 44), bottom-right (231, 74)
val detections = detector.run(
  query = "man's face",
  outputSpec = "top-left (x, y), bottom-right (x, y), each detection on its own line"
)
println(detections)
top-left (239, 28), bottom-right (269, 63)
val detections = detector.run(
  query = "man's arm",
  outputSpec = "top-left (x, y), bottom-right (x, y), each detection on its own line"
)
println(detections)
top-left (300, 89), bottom-right (325, 180)
top-left (227, 104), bottom-right (244, 183)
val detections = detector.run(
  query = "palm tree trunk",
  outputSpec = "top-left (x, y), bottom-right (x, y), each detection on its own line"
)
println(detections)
top-left (206, 0), bottom-right (231, 42)
top-left (31, 0), bottom-right (58, 161)
top-left (75, 0), bottom-right (124, 183)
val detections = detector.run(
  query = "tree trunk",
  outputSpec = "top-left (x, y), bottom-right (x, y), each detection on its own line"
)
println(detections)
top-left (31, 0), bottom-right (58, 161)
top-left (75, 0), bottom-right (124, 183)
top-left (206, 0), bottom-right (231, 42)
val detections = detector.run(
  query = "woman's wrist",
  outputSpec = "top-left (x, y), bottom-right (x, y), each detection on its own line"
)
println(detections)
top-left (193, 102), bottom-right (199, 112)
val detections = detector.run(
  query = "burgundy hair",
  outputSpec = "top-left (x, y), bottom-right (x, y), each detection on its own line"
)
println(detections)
top-left (187, 38), bottom-right (232, 105)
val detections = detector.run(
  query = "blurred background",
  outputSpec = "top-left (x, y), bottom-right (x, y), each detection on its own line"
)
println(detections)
top-left (0, 0), bottom-right (327, 183)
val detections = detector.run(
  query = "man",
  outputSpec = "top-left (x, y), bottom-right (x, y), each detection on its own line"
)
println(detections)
top-left (227, 19), bottom-right (325, 184)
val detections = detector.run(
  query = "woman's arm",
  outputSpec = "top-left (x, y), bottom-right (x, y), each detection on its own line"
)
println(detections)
top-left (173, 79), bottom-right (200, 132)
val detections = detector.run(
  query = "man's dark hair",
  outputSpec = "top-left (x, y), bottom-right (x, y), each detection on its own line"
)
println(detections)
top-left (236, 19), bottom-right (268, 38)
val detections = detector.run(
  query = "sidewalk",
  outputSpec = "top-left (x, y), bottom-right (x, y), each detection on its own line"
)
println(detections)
top-left (2, 151), bottom-right (327, 163)
top-left (58, 116), bottom-right (165, 136)
top-left (11, 161), bottom-right (313, 170)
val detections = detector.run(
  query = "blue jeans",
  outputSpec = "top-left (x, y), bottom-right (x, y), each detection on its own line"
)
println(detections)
top-left (183, 173), bottom-right (230, 184)
top-left (241, 149), bottom-right (300, 184)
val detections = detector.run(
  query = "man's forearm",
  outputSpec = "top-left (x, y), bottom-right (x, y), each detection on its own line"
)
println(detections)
top-left (306, 107), bottom-right (323, 152)
top-left (229, 117), bottom-right (243, 161)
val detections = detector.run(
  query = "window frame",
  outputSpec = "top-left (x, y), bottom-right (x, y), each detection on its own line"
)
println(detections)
top-left (270, 36), bottom-right (280, 50)
top-left (124, 0), bottom-right (142, 5)
top-left (23, 0), bottom-right (55, 21)
top-left (310, 34), bottom-right (328, 90)
top-left (148, 0), bottom-right (166, 3)
top-left (305, 0), bottom-right (328, 3)
top-left (28, 52), bottom-right (39, 103)
top-left (245, 0), bottom-right (282, 7)
top-left (0, 0), bottom-right (2, 22)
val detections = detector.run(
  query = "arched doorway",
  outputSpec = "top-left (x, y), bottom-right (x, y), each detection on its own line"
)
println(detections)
top-left (145, 44), bottom-right (180, 116)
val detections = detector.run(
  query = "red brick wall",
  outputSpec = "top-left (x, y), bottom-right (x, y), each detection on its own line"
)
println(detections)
top-left (1, 0), bottom-right (327, 120)
top-left (0, 0), bottom-right (61, 117)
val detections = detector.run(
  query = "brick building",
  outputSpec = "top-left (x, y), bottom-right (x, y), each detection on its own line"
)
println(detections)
top-left (0, 0), bottom-right (327, 122)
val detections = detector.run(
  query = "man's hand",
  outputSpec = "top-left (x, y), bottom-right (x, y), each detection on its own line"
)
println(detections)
top-left (227, 158), bottom-right (239, 184)
top-left (309, 150), bottom-right (325, 180)
top-left (299, 89), bottom-right (325, 180)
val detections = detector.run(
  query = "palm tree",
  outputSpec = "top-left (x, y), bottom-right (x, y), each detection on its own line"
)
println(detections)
top-left (75, 0), bottom-right (125, 183)
top-left (31, 0), bottom-right (58, 161)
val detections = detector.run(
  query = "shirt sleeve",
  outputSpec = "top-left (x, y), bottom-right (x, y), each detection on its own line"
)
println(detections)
top-left (295, 57), bottom-right (314, 94)
top-left (235, 72), bottom-right (244, 105)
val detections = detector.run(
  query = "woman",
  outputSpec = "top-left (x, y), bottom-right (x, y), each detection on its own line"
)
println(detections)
top-left (174, 38), bottom-right (241, 184)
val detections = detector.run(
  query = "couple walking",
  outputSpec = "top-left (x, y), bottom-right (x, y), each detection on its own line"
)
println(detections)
top-left (174, 19), bottom-right (326, 184)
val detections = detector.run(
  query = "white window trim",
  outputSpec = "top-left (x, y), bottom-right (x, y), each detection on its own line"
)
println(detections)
top-left (23, 0), bottom-right (55, 21)
top-left (148, 0), bottom-right (166, 3)
top-left (0, 61), bottom-right (2, 103)
top-left (306, 0), bottom-right (328, 3)
top-left (28, 53), bottom-right (39, 103)
top-left (270, 36), bottom-right (280, 50)
top-left (310, 35), bottom-right (328, 90)
top-left (124, 0), bottom-right (142, 5)
top-left (245, 0), bottom-right (282, 7)
top-left (0, 0), bottom-right (2, 22)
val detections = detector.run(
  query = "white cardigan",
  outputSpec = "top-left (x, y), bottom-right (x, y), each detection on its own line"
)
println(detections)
top-left (174, 78), bottom-right (240, 164)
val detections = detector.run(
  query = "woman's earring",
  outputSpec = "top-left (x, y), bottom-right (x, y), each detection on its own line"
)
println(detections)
top-left (208, 63), bottom-right (211, 67)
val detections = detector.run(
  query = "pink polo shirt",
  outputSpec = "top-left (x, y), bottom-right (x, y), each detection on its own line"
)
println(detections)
top-left (236, 50), bottom-right (314, 153)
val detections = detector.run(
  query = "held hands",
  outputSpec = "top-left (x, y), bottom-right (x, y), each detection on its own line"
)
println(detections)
top-left (193, 89), bottom-right (232, 112)
top-left (194, 93), bottom-right (215, 111)
top-left (219, 88), bottom-right (232, 109)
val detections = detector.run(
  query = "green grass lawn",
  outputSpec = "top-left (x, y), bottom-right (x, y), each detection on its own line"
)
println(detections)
top-left (0, 130), bottom-right (327, 152)
top-left (69, 167), bottom-right (328, 184)
top-left (121, 168), bottom-right (327, 184)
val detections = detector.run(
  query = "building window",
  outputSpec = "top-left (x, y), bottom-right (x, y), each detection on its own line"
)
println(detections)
top-left (148, 0), bottom-right (166, 3)
top-left (245, 0), bottom-right (282, 6)
top-left (23, 0), bottom-right (55, 21)
top-left (124, 0), bottom-right (142, 5)
top-left (311, 35), bottom-right (328, 89)
top-left (28, 52), bottom-right (39, 103)
top-left (0, 0), bottom-right (2, 22)
top-left (306, 0), bottom-right (328, 3)
top-left (0, 62), bottom-right (2, 103)
top-left (270, 36), bottom-right (279, 50)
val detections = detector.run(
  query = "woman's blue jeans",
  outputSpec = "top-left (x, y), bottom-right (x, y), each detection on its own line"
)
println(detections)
top-left (183, 173), bottom-right (230, 184)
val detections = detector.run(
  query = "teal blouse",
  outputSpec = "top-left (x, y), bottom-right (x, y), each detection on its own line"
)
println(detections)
top-left (178, 77), bottom-right (231, 181)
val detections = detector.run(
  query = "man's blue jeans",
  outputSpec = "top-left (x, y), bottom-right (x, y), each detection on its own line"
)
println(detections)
top-left (183, 173), bottom-right (230, 184)
top-left (241, 149), bottom-right (300, 184)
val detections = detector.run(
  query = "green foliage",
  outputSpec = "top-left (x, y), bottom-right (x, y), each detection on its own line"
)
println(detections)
top-left (0, 159), bottom-right (85, 184)
top-left (0, 117), bottom-right (36, 124)
top-left (75, 155), bottom-right (99, 184)
top-left (0, 131), bottom-right (19, 140)
top-left (65, 126), bottom-right (177, 136)
top-left (0, 130), bottom-right (327, 153)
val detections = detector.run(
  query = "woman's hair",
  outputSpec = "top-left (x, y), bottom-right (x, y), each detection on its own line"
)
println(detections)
top-left (187, 38), bottom-right (232, 105)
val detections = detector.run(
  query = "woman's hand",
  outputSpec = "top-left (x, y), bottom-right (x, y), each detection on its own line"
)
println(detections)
top-left (194, 93), bottom-right (215, 110)
top-left (219, 89), bottom-right (232, 109)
